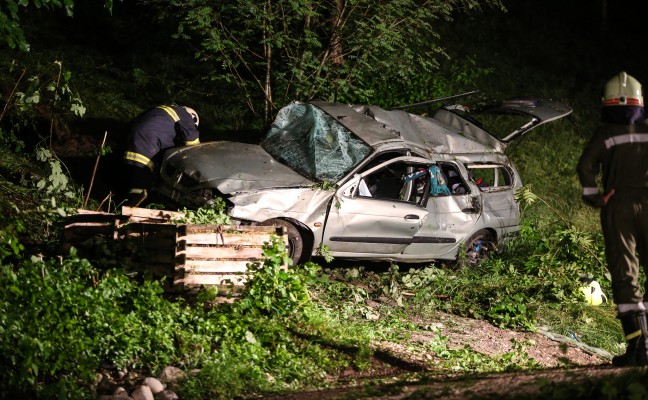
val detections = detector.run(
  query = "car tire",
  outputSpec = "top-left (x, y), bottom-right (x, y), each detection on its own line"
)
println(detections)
top-left (260, 219), bottom-right (304, 265)
top-left (463, 229), bottom-right (495, 267)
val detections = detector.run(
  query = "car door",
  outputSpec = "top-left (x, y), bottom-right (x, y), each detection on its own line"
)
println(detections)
top-left (321, 157), bottom-right (430, 256)
top-left (401, 161), bottom-right (482, 259)
top-left (434, 98), bottom-right (573, 151)
top-left (466, 162), bottom-right (520, 229)
top-left (476, 98), bottom-right (574, 143)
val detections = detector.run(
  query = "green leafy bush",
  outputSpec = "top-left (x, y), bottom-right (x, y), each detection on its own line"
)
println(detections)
top-left (174, 198), bottom-right (231, 225)
top-left (0, 249), bottom-right (184, 397)
top-left (0, 235), bottom-right (366, 399)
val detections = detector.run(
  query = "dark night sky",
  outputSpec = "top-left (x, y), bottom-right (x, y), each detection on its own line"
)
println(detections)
top-left (503, 0), bottom-right (648, 83)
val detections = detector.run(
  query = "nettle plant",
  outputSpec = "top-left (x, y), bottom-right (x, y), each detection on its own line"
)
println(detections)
top-left (174, 197), bottom-right (231, 225)
top-left (1, 60), bottom-right (86, 148)
top-left (2, 60), bottom-right (86, 211)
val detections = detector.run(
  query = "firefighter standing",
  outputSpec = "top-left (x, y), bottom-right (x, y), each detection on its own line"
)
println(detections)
top-left (577, 71), bottom-right (648, 366)
top-left (123, 105), bottom-right (200, 207)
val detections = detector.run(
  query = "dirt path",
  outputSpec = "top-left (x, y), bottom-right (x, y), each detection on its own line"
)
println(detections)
top-left (263, 312), bottom-right (616, 399)
top-left (272, 365), bottom-right (624, 400)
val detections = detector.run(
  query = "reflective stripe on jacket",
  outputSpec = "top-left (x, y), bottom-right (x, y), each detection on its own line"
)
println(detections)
top-left (124, 105), bottom-right (200, 169)
top-left (577, 119), bottom-right (648, 207)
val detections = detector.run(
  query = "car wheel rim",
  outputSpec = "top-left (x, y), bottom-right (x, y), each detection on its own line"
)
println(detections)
top-left (467, 239), bottom-right (490, 266)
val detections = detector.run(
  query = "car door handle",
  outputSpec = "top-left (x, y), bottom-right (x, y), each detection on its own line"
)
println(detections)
top-left (404, 214), bottom-right (420, 220)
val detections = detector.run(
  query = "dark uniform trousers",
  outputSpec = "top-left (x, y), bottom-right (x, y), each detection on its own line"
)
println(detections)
top-left (602, 191), bottom-right (648, 305)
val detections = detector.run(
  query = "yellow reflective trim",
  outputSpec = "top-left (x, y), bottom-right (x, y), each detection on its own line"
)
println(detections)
top-left (627, 330), bottom-right (642, 341)
top-left (158, 105), bottom-right (180, 122)
top-left (124, 151), bottom-right (154, 170)
top-left (185, 138), bottom-right (200, 146)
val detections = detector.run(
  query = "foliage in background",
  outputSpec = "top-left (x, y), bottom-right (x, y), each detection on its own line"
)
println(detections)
top-left (142, 0), bottom-right (504, 124)
top-left (0, 59), bottom-right (87, 253)
top-left (0, 198), bottom-right (25, 263)
top-left (0, 0), bottom-right (113, 52)
top-left (0, 60), bottom-right (88, 151)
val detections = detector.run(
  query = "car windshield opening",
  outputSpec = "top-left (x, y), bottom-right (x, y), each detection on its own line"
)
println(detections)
top-left (261, 101), bottom-right (372, 182)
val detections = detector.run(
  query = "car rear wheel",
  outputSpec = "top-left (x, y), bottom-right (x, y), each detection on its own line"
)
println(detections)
top-left (463, 229), bottom-right (495, 267)
top-left (260, 219), bottom-right (304, 265)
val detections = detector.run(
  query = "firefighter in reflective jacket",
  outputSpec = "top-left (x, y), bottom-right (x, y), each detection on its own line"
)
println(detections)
top-left (577, 71), bottom-right (648, 366)
top-left (123, 105), bottom-right (200, 206)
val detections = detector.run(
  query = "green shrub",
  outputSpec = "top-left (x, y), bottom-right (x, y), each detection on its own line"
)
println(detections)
top-left (0, 249), bottom-right (189, 398)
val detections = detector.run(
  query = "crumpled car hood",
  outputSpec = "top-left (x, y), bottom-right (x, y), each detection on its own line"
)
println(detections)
top-left (162, 141), bottom-right (315, 194)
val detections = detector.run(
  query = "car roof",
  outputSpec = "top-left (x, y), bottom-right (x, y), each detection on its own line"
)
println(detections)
top-left (310, 101), bottom-right (497, 155)
top-left (311, 97), bottom-right (572, 154)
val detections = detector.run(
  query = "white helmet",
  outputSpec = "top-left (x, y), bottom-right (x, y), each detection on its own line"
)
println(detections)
top-left (183, 106), bottom-right (199, 126)
top-left (603, 71), bottom-right (643, 107)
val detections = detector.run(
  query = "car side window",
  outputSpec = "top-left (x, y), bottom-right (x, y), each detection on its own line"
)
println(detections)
top-left (352, 160), bottom-right (430, 205)
top-left (361, 163), bottom-right (407, 200)
top-left (467, 164), bottom-right (514, 192)
top-left (440, 163), bottom-right (469, 195)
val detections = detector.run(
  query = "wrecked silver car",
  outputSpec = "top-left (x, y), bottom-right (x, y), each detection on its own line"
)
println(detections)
top-left (156, 98), bottom-right (572, 264)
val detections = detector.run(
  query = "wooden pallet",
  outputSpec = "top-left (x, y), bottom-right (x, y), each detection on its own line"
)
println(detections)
top-left (64, 207), bottom-right (286, 292)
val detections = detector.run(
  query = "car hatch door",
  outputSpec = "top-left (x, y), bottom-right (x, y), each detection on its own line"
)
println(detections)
top-left (473, 98), bottom-right (573, 144)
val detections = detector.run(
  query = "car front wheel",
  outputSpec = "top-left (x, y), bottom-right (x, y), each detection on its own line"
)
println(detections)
top-left (260, 219), bottom-right (304, 265)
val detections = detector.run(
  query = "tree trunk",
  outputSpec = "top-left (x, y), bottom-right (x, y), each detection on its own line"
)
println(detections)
top-left (330, 0), bottom-right (344, 65)
top-left (263, 0), bottom-right (273, 127)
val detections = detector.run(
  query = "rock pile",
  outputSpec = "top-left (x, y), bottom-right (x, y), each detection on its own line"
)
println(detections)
top-left (97, 366), bottom-right (185, 400)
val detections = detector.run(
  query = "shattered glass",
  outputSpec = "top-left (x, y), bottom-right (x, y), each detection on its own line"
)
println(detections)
top-left (261, 101), bottom-right (372, 182)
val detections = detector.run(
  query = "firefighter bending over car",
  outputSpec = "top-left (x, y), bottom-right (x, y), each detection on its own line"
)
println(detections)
top-left (577, 71), bottom-right (648, 366)
top-left (123, 105), bottom-right (200, 207)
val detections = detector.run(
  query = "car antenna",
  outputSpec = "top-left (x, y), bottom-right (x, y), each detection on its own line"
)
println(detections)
top-left (389, 90), bottom-right (480, 110)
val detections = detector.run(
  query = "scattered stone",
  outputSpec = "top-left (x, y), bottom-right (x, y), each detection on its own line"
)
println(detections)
top-left (159, 366), bottom-right (185, 383)
top-left (155, 390), bottom-right (180, 400)
top-left (96, 367), bottom-right (186, 400)
top-left (95, 372), bottom-right (113, 393)
top-left (130, 385), bottom-right (154, 400)
top-left (113, 387), bottom-right (128, 396)
top-left (142, 377), bottom-right (165, 394)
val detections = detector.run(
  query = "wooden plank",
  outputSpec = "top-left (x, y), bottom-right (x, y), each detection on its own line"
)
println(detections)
top-left (183, 259), bottom-right (259, 273)
top-left (178, 232), bottom-right (278, 246)
top-left (121, 206), bottom-right (185, 222)
top-left (181, 246), bottom-right (264, 259)
top-left (176, 273), bottom-right (249, 286)
top-left (128, 237), bottom-right (176, 249)
top-left (122, 223), bottom-right (177, 236)
top-left (64, 224), bottom-right (115, 236)
top-left (63, 207), bottom-right (292, 292)
top-left (65, 213), bottom-right (128, 224)
top-left (185, 224), bottom-right (283, 234)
